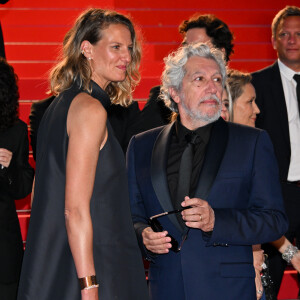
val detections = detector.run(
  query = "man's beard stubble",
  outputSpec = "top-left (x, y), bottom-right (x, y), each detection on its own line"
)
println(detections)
top-left (180, 93), bottom-right (222, 124)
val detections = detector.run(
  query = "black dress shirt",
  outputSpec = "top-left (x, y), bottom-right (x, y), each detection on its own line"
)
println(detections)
top-left (167, 119), bottom-right (213, 208)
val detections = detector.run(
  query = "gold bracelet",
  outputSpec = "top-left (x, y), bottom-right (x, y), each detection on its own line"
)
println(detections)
top-left (78, 275), bottom-right (98, 290)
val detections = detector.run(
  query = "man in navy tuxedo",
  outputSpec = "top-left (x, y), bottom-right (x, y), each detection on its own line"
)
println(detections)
top-left (127, 43), bottom-right (288, 300)
top-left (252, 6), bottom-right (300, 299)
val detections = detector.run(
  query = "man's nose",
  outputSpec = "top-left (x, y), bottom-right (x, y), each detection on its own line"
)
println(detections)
top-left (206, 79), bottom-right (218, 93)
top-left (288, 34), bottom-right (296, 44)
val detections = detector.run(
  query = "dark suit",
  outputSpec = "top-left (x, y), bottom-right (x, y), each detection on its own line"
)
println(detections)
top-left (0, 119), bottom-right (34, 299)
top-left (252, 61), bottom-right (300, 297)
top-left (133, 85), bottom-right (172, 133)
top-left (127, 118), bottom-right (288, 300)
top-left (30, 96), bottom-right (141, 158)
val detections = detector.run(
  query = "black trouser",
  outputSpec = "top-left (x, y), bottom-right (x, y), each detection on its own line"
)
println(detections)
top-left (263, 181), bottom-right (300, 300)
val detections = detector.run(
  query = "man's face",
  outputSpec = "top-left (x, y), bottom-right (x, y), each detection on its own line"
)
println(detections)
top-left (272, 16), bottom-right (300, 69)
top-left (183, 28), bottom-right (213, 46)
top-left (171, 56), bottom-right (223, 130)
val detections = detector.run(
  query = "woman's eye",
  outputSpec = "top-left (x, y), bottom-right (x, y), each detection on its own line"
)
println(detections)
top-left (112, 45), bottom-right (120, 49)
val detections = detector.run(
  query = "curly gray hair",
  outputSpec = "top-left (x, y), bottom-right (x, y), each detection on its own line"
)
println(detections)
top-left (160, 43), bottom-right (226, 112)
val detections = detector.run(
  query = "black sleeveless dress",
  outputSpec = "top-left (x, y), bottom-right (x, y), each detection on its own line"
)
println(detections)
top-left (17, 80), bottom-right (149, 300)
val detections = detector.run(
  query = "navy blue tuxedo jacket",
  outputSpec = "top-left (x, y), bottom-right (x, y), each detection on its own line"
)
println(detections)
top-left (127, 118), bottom-right (288, 300)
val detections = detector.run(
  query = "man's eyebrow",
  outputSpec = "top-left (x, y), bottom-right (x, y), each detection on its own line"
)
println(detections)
top-left (188, 70), bottom-right (222, 77)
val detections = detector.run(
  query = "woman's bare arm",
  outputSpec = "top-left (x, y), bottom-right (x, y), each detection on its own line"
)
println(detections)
top-left (65, 92), bottom-right (107, 300)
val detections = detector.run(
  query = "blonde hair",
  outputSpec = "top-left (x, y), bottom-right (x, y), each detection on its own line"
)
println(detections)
top-left (50, 8), bottom-right (141, 106)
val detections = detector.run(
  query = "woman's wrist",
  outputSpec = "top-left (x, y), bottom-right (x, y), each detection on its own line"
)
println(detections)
top-left (282, 244), bottom-right (299, 263)
top-left (78, 275), bottom-right (99, 290)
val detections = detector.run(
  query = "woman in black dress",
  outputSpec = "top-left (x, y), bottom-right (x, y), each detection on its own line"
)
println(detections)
top-left (0, 58), bottom-right (34, 300)
top-left (17, 9), bottom-right (148, 300)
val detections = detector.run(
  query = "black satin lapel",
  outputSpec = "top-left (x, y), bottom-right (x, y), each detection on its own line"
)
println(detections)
top-left (271, 63), bottom-right (290, 145)
top-left (151, 123), bottom-right (183, 233)
top-left (195, 118), bottom-right (228, 200)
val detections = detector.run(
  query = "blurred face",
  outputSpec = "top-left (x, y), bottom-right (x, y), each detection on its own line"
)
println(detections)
top-left (272, 16), bottom-right (300, 71)
top-left (171, 56), bottom-right (223, 130)
top-left (184, 28), bottom-right (213, 46)
top-left (83, 24), bottom-right (132, 89)
top-left (233, 83), bottom-right (260, 127)
top-left (221, 89), bottom-right (230, 121)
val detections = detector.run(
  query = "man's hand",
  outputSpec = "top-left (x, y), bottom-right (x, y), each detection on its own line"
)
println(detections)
top-left (181, 196), bottom-right (215, 232)
top-left (142, 227), bottom-right (172, 254)
top-left (0, 148), bottom-right (12, 168)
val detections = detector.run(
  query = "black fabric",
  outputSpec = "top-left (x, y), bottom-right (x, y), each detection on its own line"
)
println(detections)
top-left (132, 85), bottom-right (172, 134)
top-left (293, 74), bottom-right (300, 116)
top-left (252, 62), bottom-right (290, 181)
top-left (0, 1), bottom-right (9, 58)
top-left (0, 282), bottom-right (18, 300)
top-left (175, 132), bottom-right (202, 228)
top-left (17, 80), bottom-right (148, 300)
top-left (167, 120), bottom-right (212, 228)
top-left (0, 120), bottom-right (33, 287)
top-left (29, 84), bottom-right (141, 158)
top-left (167, 120), bottom-right (212, 204)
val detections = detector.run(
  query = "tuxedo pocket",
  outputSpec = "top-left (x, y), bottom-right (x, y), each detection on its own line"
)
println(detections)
top-left (220, 263), bottom-right (255, 278)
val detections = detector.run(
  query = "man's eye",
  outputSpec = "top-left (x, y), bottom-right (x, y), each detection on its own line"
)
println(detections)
top-left (279, 32), bottom-right (288, 37)
top-left (195, 76), bottom-right (203, 81)
top-left (213, 77), bottom-right (222, 83)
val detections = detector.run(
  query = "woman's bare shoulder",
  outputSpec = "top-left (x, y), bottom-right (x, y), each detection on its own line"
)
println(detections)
top-left (67, 92), bottom-right (108, 136)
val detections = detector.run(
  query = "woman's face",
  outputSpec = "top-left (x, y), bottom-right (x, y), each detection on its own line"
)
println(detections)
top-left (87, 23), bottom-right (133, 89)
top-left (233, 83), bottom-right (260, 127)
top-left (221, 89), bottom-right (230, 122)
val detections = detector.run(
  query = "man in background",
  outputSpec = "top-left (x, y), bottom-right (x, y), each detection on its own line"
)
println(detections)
top-left (252, 6), bottom-right (300, 299)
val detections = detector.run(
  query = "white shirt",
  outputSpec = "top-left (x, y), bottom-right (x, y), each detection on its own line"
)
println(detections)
top-left (278, 59), bottom-right (300, 181)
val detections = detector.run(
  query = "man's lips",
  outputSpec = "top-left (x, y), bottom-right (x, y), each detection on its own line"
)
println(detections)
top-left (286, 48), bottom-right (299, 52)
top-left (201, 99), bottom-right (219, 105)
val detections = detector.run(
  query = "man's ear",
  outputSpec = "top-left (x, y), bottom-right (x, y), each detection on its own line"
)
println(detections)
top-left (80, 40), bottom-right (93, 59)
top-left (169, 87), bottom-right (180, 104)
top-left (271, 36), bottom-right (277, 50)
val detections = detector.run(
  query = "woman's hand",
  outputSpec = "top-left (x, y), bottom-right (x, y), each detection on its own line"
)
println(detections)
top-left (252, 245), bottom-right (264, 299)
top-left (0, 148), bottom-right (12, 168)
top-left (254, 268), bottom-right (264, 300)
